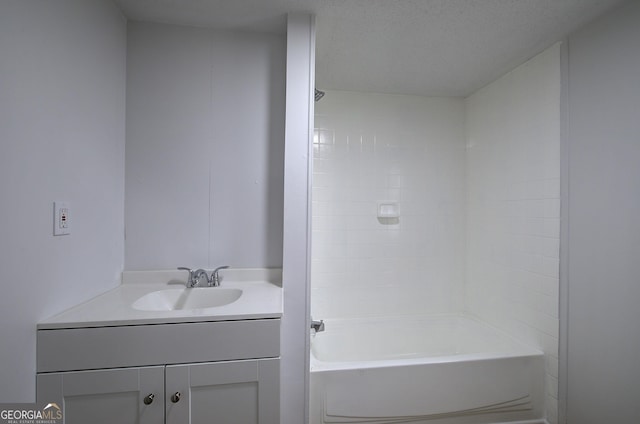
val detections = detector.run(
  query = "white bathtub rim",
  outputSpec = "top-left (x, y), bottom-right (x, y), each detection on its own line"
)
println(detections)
top-left (311, 349), bottom-right (543, 372)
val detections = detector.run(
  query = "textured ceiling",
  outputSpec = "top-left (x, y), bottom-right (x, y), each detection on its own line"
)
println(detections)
top-left (114, 0), bottom-right (624, 97)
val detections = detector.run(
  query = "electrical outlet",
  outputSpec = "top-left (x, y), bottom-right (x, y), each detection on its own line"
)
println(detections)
top-left (53, 201), bottom-right (70, 236)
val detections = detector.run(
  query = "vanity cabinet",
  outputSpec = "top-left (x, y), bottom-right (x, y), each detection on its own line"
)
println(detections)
top-left (36, 318), bottom-right (280, 424)
top-left (37, 359), bottom-right (279, 424)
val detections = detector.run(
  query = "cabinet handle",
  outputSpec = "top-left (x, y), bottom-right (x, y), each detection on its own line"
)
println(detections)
top-left (143, 394), bottom-right (155, 405)
top-left (171, 392), bottom-right (181, 403)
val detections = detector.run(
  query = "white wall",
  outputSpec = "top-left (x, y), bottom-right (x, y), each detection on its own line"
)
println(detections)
top-left (0, 0), bottom-right (126, 402)
top-left (312, 92), bottom-right (466, 319)
top-left (565, 1), bottom-right (640, 422)
top-left (465, 44), bottom-right (561, 423)
top-left (125, 21), bottom-right (285, 270)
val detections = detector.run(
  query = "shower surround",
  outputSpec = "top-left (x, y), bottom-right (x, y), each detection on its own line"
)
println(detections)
top-left (466, 44), bottom-right (561, 423)
top-left (312, 93), bottom-right (467, 319)
top-left (311, 44), bottom-right (561, 423)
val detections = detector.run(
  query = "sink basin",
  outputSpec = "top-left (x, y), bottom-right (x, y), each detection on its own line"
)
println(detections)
top-left (132, 288), bottom-right (242, 311)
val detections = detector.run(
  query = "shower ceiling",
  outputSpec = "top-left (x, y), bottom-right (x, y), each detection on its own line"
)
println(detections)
top-left (114, 0), bottom-right (624, 97)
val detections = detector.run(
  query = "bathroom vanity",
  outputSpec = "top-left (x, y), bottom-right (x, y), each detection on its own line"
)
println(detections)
top-left (36, 269), bottom-right (282, 424)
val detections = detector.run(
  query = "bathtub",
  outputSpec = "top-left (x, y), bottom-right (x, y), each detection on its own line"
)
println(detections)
top-left (310, 315), bottom-right (545, 424)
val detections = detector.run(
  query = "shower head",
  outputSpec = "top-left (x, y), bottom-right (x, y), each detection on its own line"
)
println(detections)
top-left (314, 88), bottom-right (325, 102)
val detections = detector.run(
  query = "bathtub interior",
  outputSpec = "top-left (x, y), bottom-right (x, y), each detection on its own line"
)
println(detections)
top-left (309, 314), bottom-right (546, 424)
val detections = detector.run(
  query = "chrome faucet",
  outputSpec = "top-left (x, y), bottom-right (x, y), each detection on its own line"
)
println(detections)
top-left (177, 267), bottom-right (208, 288)
top-left (210, 265), bottom-right (229, 287)
top-left (193, 269), bottom-right (210, 286)
top-left (311, 319), bottom-right (325, 333)
top-left (178, 266), bottom-right (229, 287)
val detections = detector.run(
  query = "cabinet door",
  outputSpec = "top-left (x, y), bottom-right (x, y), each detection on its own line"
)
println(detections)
top-left (166, 359), bottom-right (279, 424)
top-left (37, 366), bottom-right (164, 424)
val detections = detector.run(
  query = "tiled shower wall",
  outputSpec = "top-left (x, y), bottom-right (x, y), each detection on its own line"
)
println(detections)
top-left (465, 44), bottom-right (561, 424)
top-left (311, 92), bottom-right (466, 319)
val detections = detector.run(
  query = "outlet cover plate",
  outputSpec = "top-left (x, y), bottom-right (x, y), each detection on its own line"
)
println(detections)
top-left (53, 201), bottom-right (70, 236)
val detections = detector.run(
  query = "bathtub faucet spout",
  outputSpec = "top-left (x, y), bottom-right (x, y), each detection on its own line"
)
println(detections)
top-left (311, 319), bottom-right (325, 333)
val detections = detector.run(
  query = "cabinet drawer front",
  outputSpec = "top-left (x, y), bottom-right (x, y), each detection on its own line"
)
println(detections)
top-left (38, 319), bottom-right (280, 372)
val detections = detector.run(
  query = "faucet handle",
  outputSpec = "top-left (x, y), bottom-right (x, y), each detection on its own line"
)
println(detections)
top-left (210, 265), bottom-right (229, 287)
top-left (177, 267), bottom-right (196, 287)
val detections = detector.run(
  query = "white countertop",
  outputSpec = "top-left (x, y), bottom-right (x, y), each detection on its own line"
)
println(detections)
top-left (38, 268), bottom-right (283, 330)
